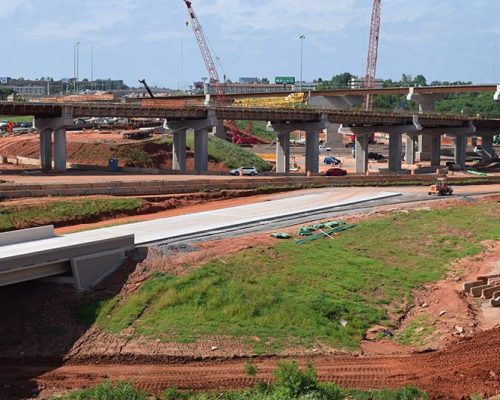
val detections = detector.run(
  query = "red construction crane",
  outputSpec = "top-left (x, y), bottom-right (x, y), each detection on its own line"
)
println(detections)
top-left (182, 0), bottom-right (223, 97)
top-left (363, 0), bottom-right (382, 111)
top-left (181, 0), bottom-right (266, 145)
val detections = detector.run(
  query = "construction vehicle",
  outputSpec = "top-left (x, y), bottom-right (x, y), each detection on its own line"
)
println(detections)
top-left (428, 177), bottom-right (453, 196)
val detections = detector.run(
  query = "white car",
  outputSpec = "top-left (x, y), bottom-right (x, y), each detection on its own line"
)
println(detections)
top-left (319, 145), bottom-right (331, 152)
top-left (230, 166), bottom-right (258, 176)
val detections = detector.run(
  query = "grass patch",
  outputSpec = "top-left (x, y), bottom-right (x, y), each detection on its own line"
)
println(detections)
top-left (185, 133), bottom-right (272, 172)
top-left (0, 115), bottom-right (33, 123)
top-left (93, 202), bottom-right (499, 352)
top-left (396, 316), bottom-right (437, 346)
top-left (53, 362), bottom-right (428, 400)
top-left (235, 120), bottom-right (276, 143)
top-left (0, 198), bottom-right (143, 231)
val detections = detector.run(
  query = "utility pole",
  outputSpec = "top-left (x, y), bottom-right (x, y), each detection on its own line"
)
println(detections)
top-left (299, 34), bottom-right (305, 91)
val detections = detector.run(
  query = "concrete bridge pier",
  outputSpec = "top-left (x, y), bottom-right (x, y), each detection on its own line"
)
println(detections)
top-left (34, 114), bottom-right (73, 172)
top-left (388, 133), bottom-right (403, 173)
top-left (194, 128), bottom-right (209, 172)
top-left (405, 134), bottom-right (418, 165)
top-left (172, 129), bottom-right (187, 172)
top-left (479, 133), bottom-right (496, 162)
top-left (454, 134), bottom-right (467, 167)
top-left (407, 88), bottom-right (445, 162)
top-left (430, 135), bottom-right (442, 167)
top-left (307, 96), bottom-right (363, 149)
top-left (305, 129), bottom-right (320, 174)
top-left (275, 132), bottom-right (290, 174)
top-left (39, 128), bottom-right (52, 171)
top-left (167, 111), bottom-right (217, 173)
top-left (54, 127), bottom-right (67, 172)
top-left (495, 85), bottom-right (500, 101)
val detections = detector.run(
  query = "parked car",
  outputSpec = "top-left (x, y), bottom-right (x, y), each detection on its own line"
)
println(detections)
top-left (230, 166), bottom-right (258, 176)
top-left (368, 152), bottom-right (384, 160)
top-left (323, 156), bottom-right (341, 166)
top-left (322, 168), bottom-right (347, 177)
top-left (319, 145), bottom-right (331, 152)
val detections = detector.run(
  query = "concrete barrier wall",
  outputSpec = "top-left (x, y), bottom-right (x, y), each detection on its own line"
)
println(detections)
top-left (0, 225), bottom-right (55, 246)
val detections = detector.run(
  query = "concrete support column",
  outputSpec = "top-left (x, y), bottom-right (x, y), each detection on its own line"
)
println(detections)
top-left (430, 135), bottom-right (441, 167)
top-left (405, 134), bottom-right (418, 165)
top-left (388, 133), bottom-right (402, 173)
top-left (275, 132), bottom-right (290, 174)
top-left (172, 129), bottom-right (187, 171)
top-left (54, 127), bottom-right (67, 172)
top-left (194, 128), bottom-right (209, 172)
top-left (39, 128), bottom-right (52, 171)
top-left (305, 129), bottom-right (320, 174)
top-left (480, 135), bottom-right (494, 162)
top-left (355, 134), bottom-right (369, 174)
top-left (454, 135), bottom-right (466, 167)
top-left (213, 120), bottom-right (226, 140)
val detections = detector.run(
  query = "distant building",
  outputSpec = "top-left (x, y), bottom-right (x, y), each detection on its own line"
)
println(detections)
top-left (349, 78), bottom-right (384, 89)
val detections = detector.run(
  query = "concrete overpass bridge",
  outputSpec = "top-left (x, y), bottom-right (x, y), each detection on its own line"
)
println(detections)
top-left (0, 101), bottom-right (499, 175)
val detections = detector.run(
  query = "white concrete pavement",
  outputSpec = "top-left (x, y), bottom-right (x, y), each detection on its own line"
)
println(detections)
top-left (0, 189), bottom-right (400, 288)
top-left (66, 189), bottom-right (401, 245)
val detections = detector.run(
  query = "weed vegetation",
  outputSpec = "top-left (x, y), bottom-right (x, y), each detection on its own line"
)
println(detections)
top-left (53, 362), bottom-right (428, 400)
top-left (87, 203), bottom-right (499, 352)
top-left (185, 133), bottom-right (271, 172)
top-left (0, 198), bottom-right (143, 231)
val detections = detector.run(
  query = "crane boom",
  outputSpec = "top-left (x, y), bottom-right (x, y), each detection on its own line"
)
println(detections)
top-left (182, 0), bottom-right (223, 96)
top-left (363, 0), bottom-right (381, 111)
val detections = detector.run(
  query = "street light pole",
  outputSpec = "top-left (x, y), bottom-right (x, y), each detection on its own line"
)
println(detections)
top-left (299, 34), bottom-right (305, 91)
top-left (91, 45), bottom-right (94, 91)
top-left (76, 41), bottom-right (80, 92)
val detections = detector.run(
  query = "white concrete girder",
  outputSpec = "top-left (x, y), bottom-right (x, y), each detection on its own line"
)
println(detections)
top-left (307, 95), bottom-right (364, 110)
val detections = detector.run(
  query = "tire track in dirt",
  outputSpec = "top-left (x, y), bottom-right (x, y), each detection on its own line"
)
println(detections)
top-left (1, 328), bottom-right (497, 399)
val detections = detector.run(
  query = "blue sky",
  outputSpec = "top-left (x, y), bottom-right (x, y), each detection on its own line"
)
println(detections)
top-left (0, 0), bottom-right (499, 88)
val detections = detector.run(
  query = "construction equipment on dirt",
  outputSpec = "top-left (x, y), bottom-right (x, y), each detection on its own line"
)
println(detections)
top-left (464, 274), bottom-right (500, 307)
top-left (428, 177), bottom-right (453, 196)
top-left (123, 130), bottom-right (153, 140)
top-left (295, 221), bottom-right (356, 244)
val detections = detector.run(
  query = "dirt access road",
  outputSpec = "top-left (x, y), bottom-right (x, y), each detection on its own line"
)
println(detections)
top-left (2, 327), bottom-right (498, 399)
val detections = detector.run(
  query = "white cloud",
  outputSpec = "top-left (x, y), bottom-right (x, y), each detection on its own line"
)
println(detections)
top-left (28, 0), bottom-right (140, 39)
top-left (194, 0), bottom-right (359, 33)
top-left (0, 0), bottom-right (31, 19)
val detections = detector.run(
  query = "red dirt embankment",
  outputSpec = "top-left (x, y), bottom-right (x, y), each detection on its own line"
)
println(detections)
top-left (0, 134), bottom-right (226, 170)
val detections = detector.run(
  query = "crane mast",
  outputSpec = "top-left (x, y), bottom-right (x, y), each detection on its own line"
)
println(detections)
top-left (363, 0), bottom-right (381, 111)
top-left (182, 0), bottom-right (223, 96)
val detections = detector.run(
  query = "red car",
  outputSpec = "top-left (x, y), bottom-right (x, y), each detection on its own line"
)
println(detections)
top-left (322, 168), bottom-right (347, 177)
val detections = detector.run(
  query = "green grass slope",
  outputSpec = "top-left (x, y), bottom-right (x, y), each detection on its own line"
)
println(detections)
top-left (86, 202), bottom-right (499, 353)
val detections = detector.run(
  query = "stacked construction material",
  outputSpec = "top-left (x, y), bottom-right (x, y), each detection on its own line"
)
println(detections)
top-left (464, 274), bottom-right (500, 307)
